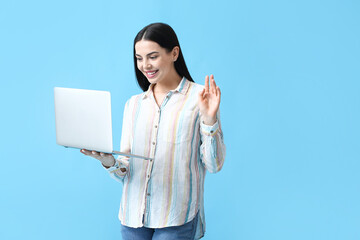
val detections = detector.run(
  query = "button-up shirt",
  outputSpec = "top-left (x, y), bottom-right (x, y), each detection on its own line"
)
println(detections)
top-left (105, 78), bottom-right (226, 239)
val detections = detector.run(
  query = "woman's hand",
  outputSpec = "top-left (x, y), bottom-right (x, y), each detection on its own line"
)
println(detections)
top-left (80, 149), bottom-right (115, 167)
top-left (198, 74), bottom-right (221, 125)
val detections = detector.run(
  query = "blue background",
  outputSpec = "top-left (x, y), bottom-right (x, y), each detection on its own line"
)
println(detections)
top-left (1, 0), bottom-right (359, 239)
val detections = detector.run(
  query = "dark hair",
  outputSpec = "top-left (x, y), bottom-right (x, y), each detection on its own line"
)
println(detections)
top-left (133, 23), bottom-right (194, 91)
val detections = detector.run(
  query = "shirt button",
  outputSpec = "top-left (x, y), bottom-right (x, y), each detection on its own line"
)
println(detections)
top-left (147, 193), bottom-right (150, 196)
top-left (210, 130), bottom-right (214, 133)
top-left (158, 110), bottom-right (160, 113)
top-left (147, 175), bottom-right (150, 178)
top-left (152, 142), bottom-right (155, 145)
top-left (155, 125), bottom-right (158, 128)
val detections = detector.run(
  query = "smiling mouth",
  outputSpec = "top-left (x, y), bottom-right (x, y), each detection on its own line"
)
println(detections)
top-left (145, 70), bottom-right (159, 79)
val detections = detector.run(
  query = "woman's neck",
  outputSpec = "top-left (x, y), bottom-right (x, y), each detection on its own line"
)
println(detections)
top-left (154, 73), bottom-right (182, 93)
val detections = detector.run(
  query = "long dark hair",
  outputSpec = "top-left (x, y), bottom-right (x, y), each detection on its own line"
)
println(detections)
top-left (133, 23), bottom-right (194, 91)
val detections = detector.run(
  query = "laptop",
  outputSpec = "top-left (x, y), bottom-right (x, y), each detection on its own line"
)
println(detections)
top-left (54, 87), bottom-right (151, 160)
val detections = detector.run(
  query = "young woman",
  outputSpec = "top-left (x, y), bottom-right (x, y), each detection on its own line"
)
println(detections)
top-left (81, 23), bottom-right (226, 240)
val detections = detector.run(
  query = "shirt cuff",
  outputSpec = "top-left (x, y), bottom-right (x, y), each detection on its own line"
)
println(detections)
top-left (200, 120), bottom-right (219, 136)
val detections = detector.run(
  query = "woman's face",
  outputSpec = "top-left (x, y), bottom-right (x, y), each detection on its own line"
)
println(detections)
top-left (135, 40), bottom-right (178, 85)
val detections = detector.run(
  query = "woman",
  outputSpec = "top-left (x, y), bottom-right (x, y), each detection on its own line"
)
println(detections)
top-left (81, 23), bottom-right (226, 240)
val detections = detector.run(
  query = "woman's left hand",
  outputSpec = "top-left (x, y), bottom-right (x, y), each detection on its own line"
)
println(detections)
top-left (198, 74), bottom-right (221, 125)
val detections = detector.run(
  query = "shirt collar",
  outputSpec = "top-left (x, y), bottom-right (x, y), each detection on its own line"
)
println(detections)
top-left (142, 77), bottom-right (190, 99)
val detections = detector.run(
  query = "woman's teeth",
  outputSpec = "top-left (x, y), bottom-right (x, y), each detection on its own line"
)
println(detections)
top-left (146, 70), bottom-right (158, 78)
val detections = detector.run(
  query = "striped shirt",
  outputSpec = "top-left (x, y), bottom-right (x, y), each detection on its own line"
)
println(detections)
top-left (104, 77), bottom-right (226, 239)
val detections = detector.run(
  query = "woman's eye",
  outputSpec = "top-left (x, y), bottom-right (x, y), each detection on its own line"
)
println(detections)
top-left (150, 56), bottom-right (158, 60)
top-left (136, 58), bottom-right (142, 61)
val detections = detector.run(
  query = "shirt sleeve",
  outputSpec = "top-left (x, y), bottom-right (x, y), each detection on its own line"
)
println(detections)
top-left (199, 110), bottom-right (226, 173)
top-left (102, 159), bottom-right (127, 182)
top-left (102, 99), bottom-right (132, 182)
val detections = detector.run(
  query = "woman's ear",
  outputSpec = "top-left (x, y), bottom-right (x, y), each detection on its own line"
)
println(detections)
top-left (172, 46), bottom-right (180, 61)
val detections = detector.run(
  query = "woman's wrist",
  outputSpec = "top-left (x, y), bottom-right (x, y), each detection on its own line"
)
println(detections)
top-left (201, 116), bottom-right (217, 126)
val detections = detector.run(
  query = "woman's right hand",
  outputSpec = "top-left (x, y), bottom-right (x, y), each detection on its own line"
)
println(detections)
top-left (80, 149), bottom-right (115, 167)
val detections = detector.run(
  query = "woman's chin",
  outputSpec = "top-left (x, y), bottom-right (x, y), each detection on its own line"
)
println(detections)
top-left (147, 76), bottom-right (160, 84)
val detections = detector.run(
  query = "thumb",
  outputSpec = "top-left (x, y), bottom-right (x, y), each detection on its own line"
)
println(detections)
top-left (198, 89), bottom-right (204, 100)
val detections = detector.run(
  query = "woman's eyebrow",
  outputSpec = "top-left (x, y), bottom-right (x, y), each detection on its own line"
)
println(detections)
top-left (146, 51), bottom-right (159, 56)
top-left (135, 51), bottom-right (159, 57)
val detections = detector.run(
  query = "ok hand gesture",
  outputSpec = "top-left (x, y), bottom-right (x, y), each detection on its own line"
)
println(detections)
top-left (198, 74), bottom-right (221, 125)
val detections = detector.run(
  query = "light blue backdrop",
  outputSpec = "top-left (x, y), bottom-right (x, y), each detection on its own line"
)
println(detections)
top-left (1, 0), bottom-right (359, 239)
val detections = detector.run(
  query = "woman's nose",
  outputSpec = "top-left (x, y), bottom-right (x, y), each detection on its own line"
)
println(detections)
top-left (143, 59), bottom-right (151, 69)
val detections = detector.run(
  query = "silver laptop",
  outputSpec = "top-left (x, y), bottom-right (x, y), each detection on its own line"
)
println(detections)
top-left (54, 87), bottom-right (151, 160)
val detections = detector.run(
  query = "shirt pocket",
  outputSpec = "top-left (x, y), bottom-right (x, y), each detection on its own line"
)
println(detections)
top-left (161, 110), bottom-right (197, 144)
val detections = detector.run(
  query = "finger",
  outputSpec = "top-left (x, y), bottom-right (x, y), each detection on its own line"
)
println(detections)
top-left (101, 152), bottom-right (112, 158)
top-left (92, 151), bottom-right (100, 156)
top-left (210, 75), bottom-right (217, 94)
top-left (210, 74), bottom-right (215, 83)
top-left (81, 149), bottom-right (91, 155)
top-left (198, 88), bottom-right (206, 101)
top-left (217, 86), bottom-right (221, 99)
top-left (211, 75), bottom-right (217, 90)
top-left (198, 88), bottom-right (204, 98)
top-left (204, 75), bottom-right (209, 93)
